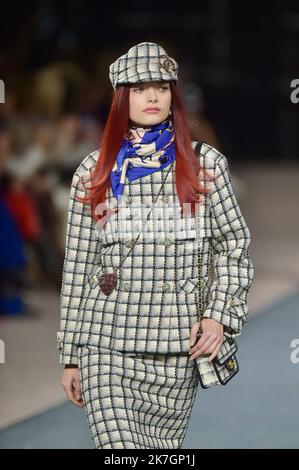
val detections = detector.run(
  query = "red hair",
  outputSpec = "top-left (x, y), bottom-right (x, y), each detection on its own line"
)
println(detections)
top-left (76, 82), bottom-right (214, 229)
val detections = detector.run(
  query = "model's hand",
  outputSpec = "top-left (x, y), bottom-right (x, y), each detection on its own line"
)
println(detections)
top-left (189, 318), bottom-right (224, 362)
top-left (61, 367), bottom-right (85, 408)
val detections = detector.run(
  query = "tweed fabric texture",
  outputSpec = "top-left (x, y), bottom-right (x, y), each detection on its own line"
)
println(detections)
top-left (77, 345), bottom-right (199, 449)
top-left (109, 42), bottom-right (178, 89)
top-left (57, 141), bottom-right (254, 387)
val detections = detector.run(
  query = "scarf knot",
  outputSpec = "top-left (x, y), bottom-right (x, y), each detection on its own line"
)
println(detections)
top-left (110, 118), bottom-right (175, 199)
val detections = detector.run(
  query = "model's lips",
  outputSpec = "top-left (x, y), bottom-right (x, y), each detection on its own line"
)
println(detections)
top-left (143, 108), bottom-right (161, 112)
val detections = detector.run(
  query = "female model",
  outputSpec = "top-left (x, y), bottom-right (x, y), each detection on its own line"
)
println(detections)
top-left (57, 42), bottom-right (254, 449)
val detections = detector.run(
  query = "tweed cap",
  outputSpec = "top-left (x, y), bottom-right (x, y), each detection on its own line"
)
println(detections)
top-left (109, 42), bottom-right (178, 89)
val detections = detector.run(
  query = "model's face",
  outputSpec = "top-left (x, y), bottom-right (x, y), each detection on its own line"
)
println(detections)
top-left (129, 81), bottom-right (172, 127)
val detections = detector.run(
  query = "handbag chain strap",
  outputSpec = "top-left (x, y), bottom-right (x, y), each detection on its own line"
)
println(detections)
top-left (99, 161), bottom-right (174, 274)
top-left (195, 141), bottom-right (213, 334)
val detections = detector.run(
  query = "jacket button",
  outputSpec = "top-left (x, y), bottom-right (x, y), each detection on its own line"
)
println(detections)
top-left (125, 240), bottom-right (133, 248)
top-left (161, 195), bottom-right (169, 203)
top-left (225, 358), bottom-right (236, 371)
top-left (110, 199), bottom-right (118, 209)
top-left (200, 279), bottom-right (205, 289)
top-left (125, 195), bottom-right (132, 205)
top-left (124, 283), bottom-right (131, 291)
top-left (161, 282), bottom-right (171, 292)
top-left (163, 238), bottom-right (172, 247)
top-left (90, 275), bottom-right (98, 288)
top-left (230, 298), bottom-right (235, 307)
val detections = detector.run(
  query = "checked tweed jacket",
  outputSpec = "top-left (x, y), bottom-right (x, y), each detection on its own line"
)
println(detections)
top-left (57, 141), bottom-right (254, 380)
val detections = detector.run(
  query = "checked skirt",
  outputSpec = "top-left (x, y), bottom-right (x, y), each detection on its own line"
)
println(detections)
top-left (77, 345), bottom-right (200, 449)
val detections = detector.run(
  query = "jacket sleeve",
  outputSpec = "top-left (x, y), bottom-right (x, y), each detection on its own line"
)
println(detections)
top-left (56, 170), bottom-right (100, 364)
top-left (201, 152), bottom-right (254, 337)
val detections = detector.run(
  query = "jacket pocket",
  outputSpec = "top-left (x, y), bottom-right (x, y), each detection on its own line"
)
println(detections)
top-left (178, 276), bottom-right (209, 313)
top-left (178, 277), bottom-right (198, 294)
top-left (178, 276), bottom-right (208, 294)
top-left (177, 277), bottom-right (209, 324)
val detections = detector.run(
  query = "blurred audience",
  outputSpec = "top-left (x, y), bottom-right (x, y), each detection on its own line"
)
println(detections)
top-left (181, 81), bottom-right (222, 150)
top-left (0, 174), bottom-right (27, 316)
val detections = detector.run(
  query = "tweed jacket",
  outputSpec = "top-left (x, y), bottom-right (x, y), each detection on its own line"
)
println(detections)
top-left (57, 141), bottom-right (254, 375)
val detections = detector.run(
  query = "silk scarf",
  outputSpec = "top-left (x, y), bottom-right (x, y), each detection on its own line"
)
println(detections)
top-left (110, 117), bottom-right (175, 199)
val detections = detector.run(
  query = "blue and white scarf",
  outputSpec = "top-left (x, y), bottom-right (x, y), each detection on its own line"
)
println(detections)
top-left (110, 118), bottom-right (175, 199)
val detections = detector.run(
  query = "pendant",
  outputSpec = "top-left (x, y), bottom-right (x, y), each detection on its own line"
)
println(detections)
top-left (99, 271), bottom-right (118, 295)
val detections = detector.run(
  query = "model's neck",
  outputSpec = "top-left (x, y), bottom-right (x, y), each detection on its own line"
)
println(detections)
top-left (128, 120), bottom-right (154, 129)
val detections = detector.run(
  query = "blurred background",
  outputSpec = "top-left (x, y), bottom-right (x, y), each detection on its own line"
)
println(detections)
top-left (0, 0), bottom-right (299, 449)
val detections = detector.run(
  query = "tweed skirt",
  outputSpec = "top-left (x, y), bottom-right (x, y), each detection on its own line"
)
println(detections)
top-left (77, 345), bottom-right (200, 449)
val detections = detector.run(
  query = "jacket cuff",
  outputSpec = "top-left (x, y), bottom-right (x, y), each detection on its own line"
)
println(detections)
top-left (56, 331), bottom-right (79, 365)
top-left (201, 293), bottom-right (248, 337)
